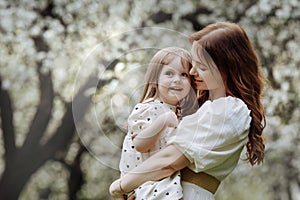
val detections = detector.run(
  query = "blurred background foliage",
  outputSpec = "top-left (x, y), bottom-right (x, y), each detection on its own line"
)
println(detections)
top-left (0, 0), bottom-right (299, 199)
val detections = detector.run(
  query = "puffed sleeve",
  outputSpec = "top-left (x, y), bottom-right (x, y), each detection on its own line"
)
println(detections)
top-left (169, 97), bottom-right (251, 180)
top-left (127, 101), bottom-right (160, 137)
top-left (120, 101), bottom-right (163, 175)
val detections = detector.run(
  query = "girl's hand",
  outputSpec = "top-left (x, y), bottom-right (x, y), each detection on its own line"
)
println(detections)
top-left (109, 179), bottom-right (125, 200)
top-left (163, 112), bottom-right (178, 128)
top-left (127, 194), bottom-right (136, 200)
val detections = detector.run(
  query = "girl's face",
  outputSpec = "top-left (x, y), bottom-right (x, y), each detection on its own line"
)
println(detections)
top-left (157, 56), bottom-right (191, 106)
top-left (190, 42), bottom-right (225, 99)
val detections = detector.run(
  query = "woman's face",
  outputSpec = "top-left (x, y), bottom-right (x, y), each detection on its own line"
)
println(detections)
top-left (190, 42), bottom-right (224, 92)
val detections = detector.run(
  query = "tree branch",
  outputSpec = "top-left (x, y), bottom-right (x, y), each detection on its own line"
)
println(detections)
top-left (32, 35), bottom-right (49, 52)
top-left (22, 62), bottom-right (54, 148)
top-left (181, 7), bottom-right (212, 31)
top-left (67, 142), bottom-right (87, 199)
top-left (33, 0), bottom-right (67, 29)
top-left (233, 0), bottom-right (259, 22)
top-left (42, 76), bottom-right (103, 159)
top-left (0, 78), bottom-right (17, 160)
top-left (149, 10), bottom-right (172, 24)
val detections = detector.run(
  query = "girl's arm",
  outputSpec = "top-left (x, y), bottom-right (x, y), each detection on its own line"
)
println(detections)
top-left (133, 112), bottom-right (178, 152)
top-left (109, 145), bottom-right (189, 197)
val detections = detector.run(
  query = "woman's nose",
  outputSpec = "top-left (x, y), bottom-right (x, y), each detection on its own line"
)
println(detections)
top-left (189, 67), bottom-right (197, 76)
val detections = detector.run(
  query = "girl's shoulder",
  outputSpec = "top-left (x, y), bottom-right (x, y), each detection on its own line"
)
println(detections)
top-left (136, 98), bottom-right (162, 108)
top-left (131, 98), bottom-right (162, 113)
top-left (142, 98), bottom-right (156, 104)
top-left (132, 98), bottom-right (176, 115)
top-left (141, 98), bottom-right (174, 108)
top-left (141, 98), bottom-right (165, 105)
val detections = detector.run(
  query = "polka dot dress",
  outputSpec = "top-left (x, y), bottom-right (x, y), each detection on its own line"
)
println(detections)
top-left (135, 172), bottom-right (182, 200)
top-left (119, 98), bottom-right (183, 200)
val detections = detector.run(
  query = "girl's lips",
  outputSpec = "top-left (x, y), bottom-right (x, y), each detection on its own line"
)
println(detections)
top-left (169, 87), bottom-right (183, 91)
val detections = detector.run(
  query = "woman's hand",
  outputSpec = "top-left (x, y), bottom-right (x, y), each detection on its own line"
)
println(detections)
top-left (109, 179), bottom-right (125, 200)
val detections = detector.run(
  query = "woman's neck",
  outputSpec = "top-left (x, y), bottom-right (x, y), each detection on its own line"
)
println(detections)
top-left (209, 87), bottom-right (226, 101)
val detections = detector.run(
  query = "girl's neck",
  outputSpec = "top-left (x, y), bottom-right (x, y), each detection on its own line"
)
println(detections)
top-left (155, 97), bottom-right (178, 106)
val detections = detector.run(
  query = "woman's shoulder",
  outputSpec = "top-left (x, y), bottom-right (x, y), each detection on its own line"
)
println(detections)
top-left (201, 96), bottom-right (249, 112)
top-left (202, 96), bottom-right (246, 105)
top-left (223, 96), bottom-right (251, 116)
top-left (194, 96), bottom-right (251, 123)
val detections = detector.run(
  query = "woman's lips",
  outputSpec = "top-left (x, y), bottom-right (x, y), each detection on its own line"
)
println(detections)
top-left (194, 79), bottom-right (203, 83)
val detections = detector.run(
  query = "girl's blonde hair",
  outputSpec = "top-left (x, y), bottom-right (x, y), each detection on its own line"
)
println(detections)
top-left (140, 47), bottom-right (198, 117)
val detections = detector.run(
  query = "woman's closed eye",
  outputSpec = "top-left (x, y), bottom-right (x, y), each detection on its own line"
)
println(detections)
top-left (193, 60), bottom-right (207, 71)
top-left (199, 63), bottom-right (208, 71)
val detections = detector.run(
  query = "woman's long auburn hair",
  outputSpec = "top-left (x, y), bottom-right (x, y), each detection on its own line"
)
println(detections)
top-left (189, 22), bottom-right (266, 165)
top-left (140, 47), bottom-right (198, 117)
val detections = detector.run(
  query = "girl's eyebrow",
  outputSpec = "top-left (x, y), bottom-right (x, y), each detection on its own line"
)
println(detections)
top-left (163, 65), bottom-right (173, 70)
top-left (163, 66), bottom-right (187, 73)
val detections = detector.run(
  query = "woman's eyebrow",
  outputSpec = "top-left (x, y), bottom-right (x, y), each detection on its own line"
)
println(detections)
top-left (193, 59), bottom-right (206, 66)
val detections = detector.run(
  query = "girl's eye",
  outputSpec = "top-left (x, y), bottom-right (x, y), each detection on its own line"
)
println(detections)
top-left (181, 73), bottom-right (188, 77)
top-left (166, 71), bottom-right (174, 76)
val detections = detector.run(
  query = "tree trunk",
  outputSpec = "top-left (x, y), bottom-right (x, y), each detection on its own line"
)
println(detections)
top-left (0, 150), bottom-right (47, 199)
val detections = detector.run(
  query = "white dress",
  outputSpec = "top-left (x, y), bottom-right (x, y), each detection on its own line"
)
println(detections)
top-left (119, 98), bottom-right (183, 200)
top-left (169, 96), bottom-right (252, 200)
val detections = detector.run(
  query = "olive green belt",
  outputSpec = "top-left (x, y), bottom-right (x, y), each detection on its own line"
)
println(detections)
top-left (181, 168), bottom-right (220, 194)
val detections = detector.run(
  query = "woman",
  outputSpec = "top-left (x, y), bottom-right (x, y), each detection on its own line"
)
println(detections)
top-left (110, 22), bottom-right (266, 200)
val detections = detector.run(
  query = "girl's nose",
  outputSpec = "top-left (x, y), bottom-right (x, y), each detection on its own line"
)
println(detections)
top-left (173, 74), bottom-right (181, 82)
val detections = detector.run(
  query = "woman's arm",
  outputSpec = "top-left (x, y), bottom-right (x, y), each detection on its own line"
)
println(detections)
top-left (109, 145), bottom-right (189, 197)
top-left (133, 112), bottom-right (178, 152)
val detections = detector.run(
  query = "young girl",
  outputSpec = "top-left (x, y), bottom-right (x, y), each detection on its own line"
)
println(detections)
top-left (118, 47), bottom-right (198, 200)
top-left (110, 22), bottom-right (266, 200)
